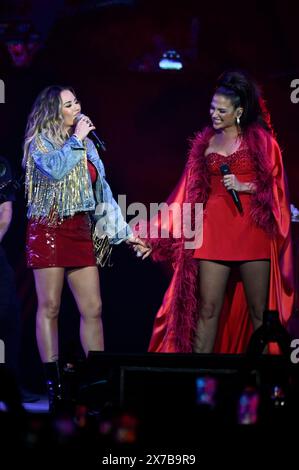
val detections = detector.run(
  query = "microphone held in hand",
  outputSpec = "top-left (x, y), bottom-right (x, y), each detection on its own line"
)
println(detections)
top-left (74, 113), bottom-right (106, 152)
top-left (220, 163), bottom-right (243, 214)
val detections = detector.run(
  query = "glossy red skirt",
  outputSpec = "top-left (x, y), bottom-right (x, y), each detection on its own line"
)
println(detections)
top-left (26, 213), bottom-right (96, 268)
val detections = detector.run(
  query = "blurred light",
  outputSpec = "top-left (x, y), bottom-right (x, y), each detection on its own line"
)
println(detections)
top-left (0, 401), bottom-right (8, 412)
top-left (237, 386), bottom-right (260, 425)
top-left (0, 21), bottom-right (42, 67)
top-left (196, 376), bottom-right (217, 408)
top-left (291, 203), bottom-right (299, 221)
top-left (159, 50), bottom-right (183, 70)
top-left (114, 412), bottom-right (138, 444)
top-left (6, 36), bottom-right (42, 67)
top-left (270, 385), bottom-right (286, 407)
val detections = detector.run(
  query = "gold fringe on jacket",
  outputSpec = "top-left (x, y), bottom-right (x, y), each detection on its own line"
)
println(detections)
top-left (92, 230), bottom-right (113, 267)
top-left (25, 135), bottom-right (91, 224)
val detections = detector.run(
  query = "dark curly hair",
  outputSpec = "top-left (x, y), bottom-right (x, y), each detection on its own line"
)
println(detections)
top-left (214, 71), bottom-right (273, 134)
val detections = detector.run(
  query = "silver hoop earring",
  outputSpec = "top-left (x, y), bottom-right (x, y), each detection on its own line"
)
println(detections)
top-left (236, 116), bottom-right (240, 125)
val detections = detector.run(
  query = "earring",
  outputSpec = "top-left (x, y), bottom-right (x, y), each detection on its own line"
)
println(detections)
top-left (236, 116), bottom-right (240, 125)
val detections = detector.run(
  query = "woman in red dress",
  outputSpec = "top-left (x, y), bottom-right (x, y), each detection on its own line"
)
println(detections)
top-left (139, 71), bottom-right (294, 354)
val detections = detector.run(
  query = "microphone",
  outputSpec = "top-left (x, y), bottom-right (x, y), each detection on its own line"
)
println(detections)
top-left (220, 163), bottom-right (243, 214)
top-left (74, 113), bottom-right (106, 152)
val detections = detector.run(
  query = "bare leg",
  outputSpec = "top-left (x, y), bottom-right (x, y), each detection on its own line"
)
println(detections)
top-left (239, 260), bottom-right (270, 330)
top-left (33, 268), bottom-right (65, 362)
top-left (66, 266), bottom-right (103, 355)
top-left (194, 260), bottom-right (231, 353)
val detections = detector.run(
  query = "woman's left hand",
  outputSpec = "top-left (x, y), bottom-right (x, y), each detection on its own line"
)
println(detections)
top-left (222, 174), bottom-right (243, 192)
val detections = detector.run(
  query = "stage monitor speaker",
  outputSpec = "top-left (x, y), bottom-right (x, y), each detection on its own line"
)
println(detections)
top-left (83, 353), bottom-right (294, 419)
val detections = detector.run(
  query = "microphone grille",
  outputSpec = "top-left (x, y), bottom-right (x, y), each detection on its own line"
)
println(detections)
top-left (74, 113), bottom-right (83, 123)
top-left (220, 163), bottom-right (230, 175)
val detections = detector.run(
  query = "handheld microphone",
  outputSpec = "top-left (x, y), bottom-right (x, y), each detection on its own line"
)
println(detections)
top-left (74, 113), bottom-right (106, 152)
top-left (220, 163), bottom-right (243, 214)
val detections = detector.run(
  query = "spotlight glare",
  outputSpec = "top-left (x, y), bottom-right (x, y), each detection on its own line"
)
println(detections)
top-left (159, 50), bottom-right (183, 71)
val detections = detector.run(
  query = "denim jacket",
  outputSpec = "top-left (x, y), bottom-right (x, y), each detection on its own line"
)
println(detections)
top-left (26, 134), bottom-right (132, 244)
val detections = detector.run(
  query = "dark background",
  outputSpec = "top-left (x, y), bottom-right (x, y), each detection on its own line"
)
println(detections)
top-left (0, 0), bottom-right (298, 390)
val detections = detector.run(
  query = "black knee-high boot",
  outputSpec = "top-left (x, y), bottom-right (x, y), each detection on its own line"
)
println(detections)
top-left (43, 361), bottom-right (63, 413)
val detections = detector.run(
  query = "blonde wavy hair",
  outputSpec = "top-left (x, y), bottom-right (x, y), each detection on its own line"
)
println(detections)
top-left (23, 85), bottom-right (75, 167)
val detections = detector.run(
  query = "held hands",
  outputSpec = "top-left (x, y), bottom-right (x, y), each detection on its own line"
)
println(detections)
top-left (126, 236), bottom-right (152, 260)
top-left (222, 173), bottom-right (244, 192)
top-left (73, 114), bottom-right (96, 141)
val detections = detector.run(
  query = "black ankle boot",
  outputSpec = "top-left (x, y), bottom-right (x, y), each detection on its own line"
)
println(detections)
top-left (44, 361), bottom-right (63, 413)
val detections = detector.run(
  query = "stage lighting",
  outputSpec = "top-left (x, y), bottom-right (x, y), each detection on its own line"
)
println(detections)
top-left (6, 35), bottom-right (41, 68)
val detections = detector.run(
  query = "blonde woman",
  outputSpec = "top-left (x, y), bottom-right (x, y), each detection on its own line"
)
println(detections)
top-left (23, 86), bottom-right (148, 412)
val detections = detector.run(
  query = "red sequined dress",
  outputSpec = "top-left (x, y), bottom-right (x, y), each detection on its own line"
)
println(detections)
top-left (26, 161), bottom-right (97, 268)
top-left (193, 146), bottom-right (271, 260)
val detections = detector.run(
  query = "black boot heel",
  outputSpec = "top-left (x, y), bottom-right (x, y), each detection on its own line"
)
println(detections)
top-left (44, 361), bottom-right (63, 414)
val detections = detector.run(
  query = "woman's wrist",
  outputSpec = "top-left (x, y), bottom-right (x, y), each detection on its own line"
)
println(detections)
top-left (72, 133), bottom-right (83, 143)
top-left (241, 182), bottom-right (256, 193)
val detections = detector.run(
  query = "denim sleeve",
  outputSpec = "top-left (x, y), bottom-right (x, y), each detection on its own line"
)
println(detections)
top-left (95, 177), bottom-right (133, 244)
top-left (30, 134), bottom-right (85, 180)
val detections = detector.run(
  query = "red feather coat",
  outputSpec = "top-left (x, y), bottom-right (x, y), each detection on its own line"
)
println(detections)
top-left (141, 125), bottom-right (294, 353)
